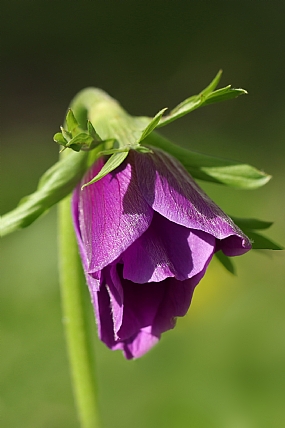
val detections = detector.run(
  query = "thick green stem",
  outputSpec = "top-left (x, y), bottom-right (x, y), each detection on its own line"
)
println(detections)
top-left (58, 195), bottom-right (100, 428)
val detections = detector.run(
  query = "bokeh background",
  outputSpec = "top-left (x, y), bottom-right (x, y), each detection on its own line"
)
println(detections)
top-left (1, 1), bottom-right (285, 427)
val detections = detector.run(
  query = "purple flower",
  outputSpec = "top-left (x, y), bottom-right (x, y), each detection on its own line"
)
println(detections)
top-left (72, 148), bottom-right (251, 359)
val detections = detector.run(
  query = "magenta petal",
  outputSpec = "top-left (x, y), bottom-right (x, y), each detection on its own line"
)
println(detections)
top-left (131, 149), bottom-right (251, 254)
top-left (95, 265), bottom-right (202, 359)
top-left (121, 212), bottom-right (216, 283)
top-left (119, 328), bottom-right (160, 360)
top-left (74, 157), bottom-right (153, 273)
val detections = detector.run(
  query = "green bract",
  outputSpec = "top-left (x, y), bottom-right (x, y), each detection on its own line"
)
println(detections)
top-left (1, 71), bottom-right (280, 255)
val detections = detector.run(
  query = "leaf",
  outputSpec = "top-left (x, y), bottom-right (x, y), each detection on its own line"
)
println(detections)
top-left (1, 150), bottom-right (90, 237)
top-left (66, 109), bottom-right (79, 135)
top-left (138, 108), bottom-right (168, 142)
top-left (203, 86), bottom-right (247, 105)
top-left (87, 120), bottom-right (100, 140)
top-left (240, 230), bottom-right (283, 250)
top-left (66, 132), bottom-right (94, 148)
top-left (134, 145), bottom-right (153, 154)
top-left (145, 133), bottom-right (271, 189)
top-left (215, 251), bottom-right (236, 275)
top-left (81, 150), bottom-right (129, 189)
top-left (53, 132), bottom-right (67, 146)
top-left (200, 69), bottom-right (223, 97)
top-left (228, 216), bottom-right (283, 250)
top-left (68, 75), bottom-right (245, 152)
top-left (157, 71), bottom-right (247, 128)
top-left (60, 126), bottom-right (72, 142)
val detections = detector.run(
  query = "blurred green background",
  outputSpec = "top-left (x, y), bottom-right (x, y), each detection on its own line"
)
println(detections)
top-left (1, 1), bottom-right (285, 427)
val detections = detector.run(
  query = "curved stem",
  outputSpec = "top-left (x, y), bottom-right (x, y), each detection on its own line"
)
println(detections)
top-left (58, 195), bottom-right (100, 428)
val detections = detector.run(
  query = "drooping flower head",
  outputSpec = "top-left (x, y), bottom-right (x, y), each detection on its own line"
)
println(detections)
top-left (72, 148), bottom-right (251, 359)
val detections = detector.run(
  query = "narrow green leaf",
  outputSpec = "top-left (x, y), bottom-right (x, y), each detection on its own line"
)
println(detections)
top-left (68, 78), bottom-right (246, 154)
top-left (96, 147), bottom-right (129, 156)
top-left (61, 126), bottom-right (72, 142)
top-left (198, 164), bottom-right (271, 189)
top-left (81, 151), bottom-right (129, 189)
top-left (215, 251), bottom-right (236, 275)
top-left (200, 69), bottom-right (223, 96)
top-left (203, 86), bottom-right (247, 105)
top-left (145, 133), bottom-right (271, 189)
top-left (138, 108), bottom-right (168, 142)
top-left (66, 132), bottom-right (93, 148)
top-left (157, 72), bottom-right (247, 128)
top-left (66, 109), bottom-right (79, 135)
top-left (230, 217), bottom-right (273, 230)
top-left (54, 132), bottom-right (67, 146)
top-left (134, 145), bottom-right (153, 154)
top-left (158, 97), bottom-right (201, 127)
top-left (87, 120), bottom-right (100, 140)
top-left (1, 150), bottom-right (90, 237)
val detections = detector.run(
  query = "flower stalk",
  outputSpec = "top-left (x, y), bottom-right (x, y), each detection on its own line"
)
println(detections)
top-left (58, 193), bottom-right (100, 428)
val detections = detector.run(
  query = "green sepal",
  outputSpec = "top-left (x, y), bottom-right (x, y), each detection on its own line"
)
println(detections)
top-left (81, 150), bottom-right (129, 189)
top-left (145, 133), bottom-right (271, 189)
top-left (215, 251), bottom-right (236, 275)
top-left (157, 70), bottom-right (247, 128)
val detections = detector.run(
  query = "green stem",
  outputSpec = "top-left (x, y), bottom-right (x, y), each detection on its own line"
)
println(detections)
top-left (58, 194), bottom-right (100, 428)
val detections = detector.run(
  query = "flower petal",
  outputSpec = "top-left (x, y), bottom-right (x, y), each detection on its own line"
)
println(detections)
top-left (121, 212), bottom-right (216, 283)
top-left (117, 327), bottom-right (160, 360)
top-left (131, 149), bottom-right (251, 254)
top-left (74, 157), bottom-right (153, 273)
top-left (96, 265), bottom-right (204, 359)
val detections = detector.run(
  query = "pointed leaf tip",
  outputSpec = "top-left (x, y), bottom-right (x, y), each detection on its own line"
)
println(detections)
top-left (215, 250), bottom-right (236, 275)
top-left (81, 150), bottom-right (129, 189)
top-left (138, 108), bottom-right (168, 143)
top-left (66, 109), bottom-right (79, 134)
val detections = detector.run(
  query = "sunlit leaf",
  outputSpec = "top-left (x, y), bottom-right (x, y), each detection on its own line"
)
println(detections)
top-left (1, 150), bottom-right (90, 237)
top-left (145, 133), bottom-right (271, 189)
top-left (157, 71), bottom-right (247, 128)
top-left (138, 108), bottom-right (168, 142)
top-left (66, 109), bottom-right (79, 135)
top-left (81, 150), bottom-right (129, 189)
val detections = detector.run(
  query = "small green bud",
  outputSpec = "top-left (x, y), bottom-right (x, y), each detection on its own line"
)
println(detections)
top-left (54, 109), bottom-right (104, 153)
